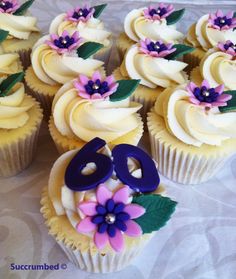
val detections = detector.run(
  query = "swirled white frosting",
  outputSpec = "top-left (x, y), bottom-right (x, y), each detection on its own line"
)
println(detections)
top-left (31, 35), bottom-right (104, 85)
top-left (0, 53), bottom-right (22, 76)
top-left (52, 80), bottom-right (142, 142)
top-left (49, 14), bottom-right (111, 47)
top-left (0, 83), bottom-right (35, 129)
top-left (155, 84), bottom-right (236, 146)
top-left (124, 8), bottom-right (184, 44)
top-left (200, 49), bottom-right (236, 90)
top-left (125, 45), bottom-right (187, 88)
top-left (187, 14), bottom-right (236, 50)
top-left (0, 13), bottom-right (39, 40)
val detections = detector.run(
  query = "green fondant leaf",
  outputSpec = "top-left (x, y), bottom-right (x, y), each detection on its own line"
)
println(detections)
top-left (132, 194), bottom-right (177, 234)
top-left (233, 12), bottom-right (236, 18)
top-left (0, 72), bottom-right (25, 97)
top-left (77, 42), bottom-right (104, 59)
top-left (219, 90), bottom-right (236, 113)
top-left (13, 0), bottom-right (35, 16)
top-left (93, 3), bottom-right (107, 18)
top-left (0, 29), bottom-right (9, 44)
top-left (166, 8), bottom-right (185, 25)
top-left (166, 44), bottom-right (195, 60)
top-left (110, 79), bottom-right (140, 102)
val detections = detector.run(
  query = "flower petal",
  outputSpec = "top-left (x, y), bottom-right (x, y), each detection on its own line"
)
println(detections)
top-left (78, 202), bottom-right (97, 216)
top-left (92, 71), bottom-right (102, 81)
top-left (201, 80), bottom-right (210, 89)
top-left (113, 186), bottom-right (130, 204)
top-left (79, 74), bottom-right (89, 85)
top-left (214, 84), bottom-right (224, 94)
top-left (109, 229), bottom-right (124, 252)
top-left (96, 184), bottom-right (113, 206)
top-left (124, 204), bottom-right (146, 219)
top-left (94, 231), bottom-right (108, 249)
top-left (125, 220), bottom-right (143, 237)
top-left (76, 217), bottom-right (96, 233)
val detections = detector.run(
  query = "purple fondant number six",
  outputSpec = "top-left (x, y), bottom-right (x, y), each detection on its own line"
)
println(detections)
top-left (65, 137), bottom-right (160, 193)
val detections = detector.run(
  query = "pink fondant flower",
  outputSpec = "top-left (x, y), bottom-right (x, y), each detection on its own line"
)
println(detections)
top-left (208, 10), bottom-right (236, 30)
top-left (217, 40), bottom-right (236, 58)
top-left (74, 71), bottom-right (118, 100)
top-left (0, 0), bottom-right (20, 14)
top-left (45, 30), bottom-right (83, 54)
top-left (139, 38), bottom-right (176, 58)
top-left (76, 184), bottom-right (145, 252)
top-left (186, 80), bottom-right (232, 108)
top-left (143, 3), bottom-right (174, 21)
top-left (66, 4), bottom-right (95, 23)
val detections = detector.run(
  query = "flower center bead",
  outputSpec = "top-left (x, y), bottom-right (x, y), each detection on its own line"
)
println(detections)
top-left (147, 41), bottom-right (167, 53)
top-left (85, 79), bottom-right (110, 95)
top-left (72, 8), bottom-right (91, 19)
top-left (105, 213), bottom-right (116, 224)
top-left (149, 7), bottom-right (167, 17)
top-left (193, 86), bottom-right (219, 103)
top-left (0, 1), bottom-right (13, 10)
top-left (214, 16), bottom-right (232, 28)
top-left (54, 36), bottom-right (75, 49)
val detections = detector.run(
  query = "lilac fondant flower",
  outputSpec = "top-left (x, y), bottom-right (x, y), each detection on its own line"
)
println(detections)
top-left (66, 4), bottom-right (95, 23)
top-left (143, 3), bottom-right (174, 21)
top-left (139, 38), bottom-right (176, 58)
top-left (0, 0), bottom-right (20, 13)
top-left (218, 40), bottom-right (236, 58)
top-left (208, 10), bottom-right (236, 30)
top-left (45, 31), bottom-right (83, 54)
top-left (74, 71), bottom-right (118, 100)
top-left (186, 80), bottom-right (232, 108)
top-left (77, 184), bottom-right (145, 252)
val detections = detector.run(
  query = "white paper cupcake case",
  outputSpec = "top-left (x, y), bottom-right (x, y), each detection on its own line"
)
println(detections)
top-left (147, 112), bottom-right (234, 184)
top-left (57, 237), bottom-right (151, 273)
top-left (0, 120), bottom-right (42, 177)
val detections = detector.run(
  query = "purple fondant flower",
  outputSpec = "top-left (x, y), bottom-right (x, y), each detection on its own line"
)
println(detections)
top-left (74, 71), bottom-right (118, 100)
top-left (143, 3), bottom-right (174, 21)
top-left (0, 0), bottom-right (20, 13)
top-left (218, 40), bottom-right (236, 58)
top-left (66, 4), bottom-right (95, 23)
top-left (77, 184), bottom-right (145, 252)
top-left (139, 38), bottom-right (176, 58)
top-left (186, 80), bottom-right (232, 108)
top-left (45, 31), bottom-right (83, 54)
top-left (208, 10), bottom-right (236, 30)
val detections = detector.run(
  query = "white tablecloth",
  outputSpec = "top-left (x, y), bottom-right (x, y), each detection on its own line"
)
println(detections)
top-left (1, 1), bottom-right (236, 278)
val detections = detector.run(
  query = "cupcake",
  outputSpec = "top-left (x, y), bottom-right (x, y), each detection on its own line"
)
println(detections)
top-left (113, 39), bottom-right (193, 123)
top-left (49, 71), bottom-right (143, 154)
top-left (117, 3), bottom-right (185, 60)
top-left (191, 40), bottom-right (236, 90)
top-left (41, 137), bottom-right (177, 273)
top-left (147, 80), bottom-right (236, 184)
top-left (25, 31), bottom-right (105, 119)
top-left (0, 72), bottom-right (43, 177)
top-left (0, 0), bottom-right (41, 69)
top-left (49, 3), bottom-right (112, 65)
top-left (184, 10), bottom-right (236, 71)
top-left (0, 31), bottom-right (23, 79)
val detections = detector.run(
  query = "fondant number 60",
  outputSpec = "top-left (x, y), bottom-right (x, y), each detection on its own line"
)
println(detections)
top-left (65, 137), bottom-right (160, 193)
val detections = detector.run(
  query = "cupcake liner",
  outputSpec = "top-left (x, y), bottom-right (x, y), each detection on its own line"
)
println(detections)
top-left (0, 99), bottom-right (43, 177)
top-left (116, 32), bottom-right (133, 62)
top-left (25, 66), bottom-right (61, 120)
top-left (41, 188), bottom-right (153, 273)
top-left (18, 48), bottom-right (32, 70)
top-left (183, 48), bottom-right (205, 74)
top-left (57, 238), bottom-right (149, 273)
top-left (190, 66), bottom-right (202, 86)
top-left (147, 111), bottom-right (236, 184)
top-left (94, 43), bottom-right (113, 67)
top-left (49, 114), bottom-right (144, 154)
